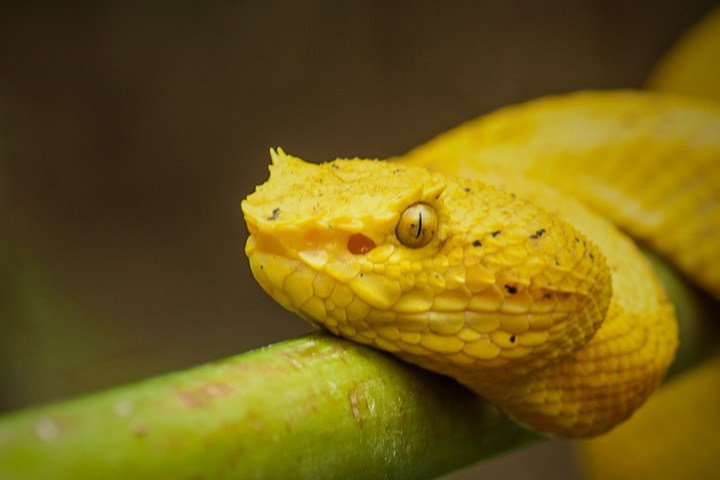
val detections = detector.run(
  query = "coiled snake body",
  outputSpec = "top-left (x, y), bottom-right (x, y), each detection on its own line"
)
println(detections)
top-left (241, 90), bottom-right (720, 437)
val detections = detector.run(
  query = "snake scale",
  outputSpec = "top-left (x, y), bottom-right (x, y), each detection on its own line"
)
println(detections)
top-left (241, 90), bottom-right (720, 438)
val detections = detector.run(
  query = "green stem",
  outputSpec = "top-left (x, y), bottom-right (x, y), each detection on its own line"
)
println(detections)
top-left (0, 333), bottom-right (536, 479)
top-left (0, 254), bottom-right (716, 480)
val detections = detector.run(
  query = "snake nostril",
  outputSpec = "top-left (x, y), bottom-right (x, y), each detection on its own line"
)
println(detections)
top-left (348, 233), bottom-right (377, 254)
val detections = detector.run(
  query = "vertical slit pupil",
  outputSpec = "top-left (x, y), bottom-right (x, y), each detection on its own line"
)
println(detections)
top-left (416, 212), bottom-right (423, 238)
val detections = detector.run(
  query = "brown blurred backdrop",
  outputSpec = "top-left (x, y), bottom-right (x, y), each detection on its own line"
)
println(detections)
top-left (0, 2), bottom-right (717, 478)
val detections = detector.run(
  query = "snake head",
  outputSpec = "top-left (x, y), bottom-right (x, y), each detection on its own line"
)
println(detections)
top-left (242, 149), bottom-right (610, 374)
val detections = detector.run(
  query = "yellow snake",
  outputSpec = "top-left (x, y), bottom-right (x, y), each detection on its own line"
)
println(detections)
top-left (241, 81), bottom-right (719, 438)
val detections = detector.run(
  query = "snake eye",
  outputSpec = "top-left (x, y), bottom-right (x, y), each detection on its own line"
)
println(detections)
top-left (396, 203), bottom-right (437, 248)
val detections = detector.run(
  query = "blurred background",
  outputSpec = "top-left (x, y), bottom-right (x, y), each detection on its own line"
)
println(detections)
top-left (0, 2), bottom-right (717, 478)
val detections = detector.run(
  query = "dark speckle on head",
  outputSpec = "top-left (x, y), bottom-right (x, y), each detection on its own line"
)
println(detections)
top-left (331, 163), bottom-right (340, 170)
top-left (491, 230), bottom-right (502, 237)
top-left (530, 228), bottom-right (546, 239)
top-left (472, 239), bottom-right (482, 247)
top-left (505, 285), bottom-right (517, 294)
top-left (268, 207), bottom-right (281, 221)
